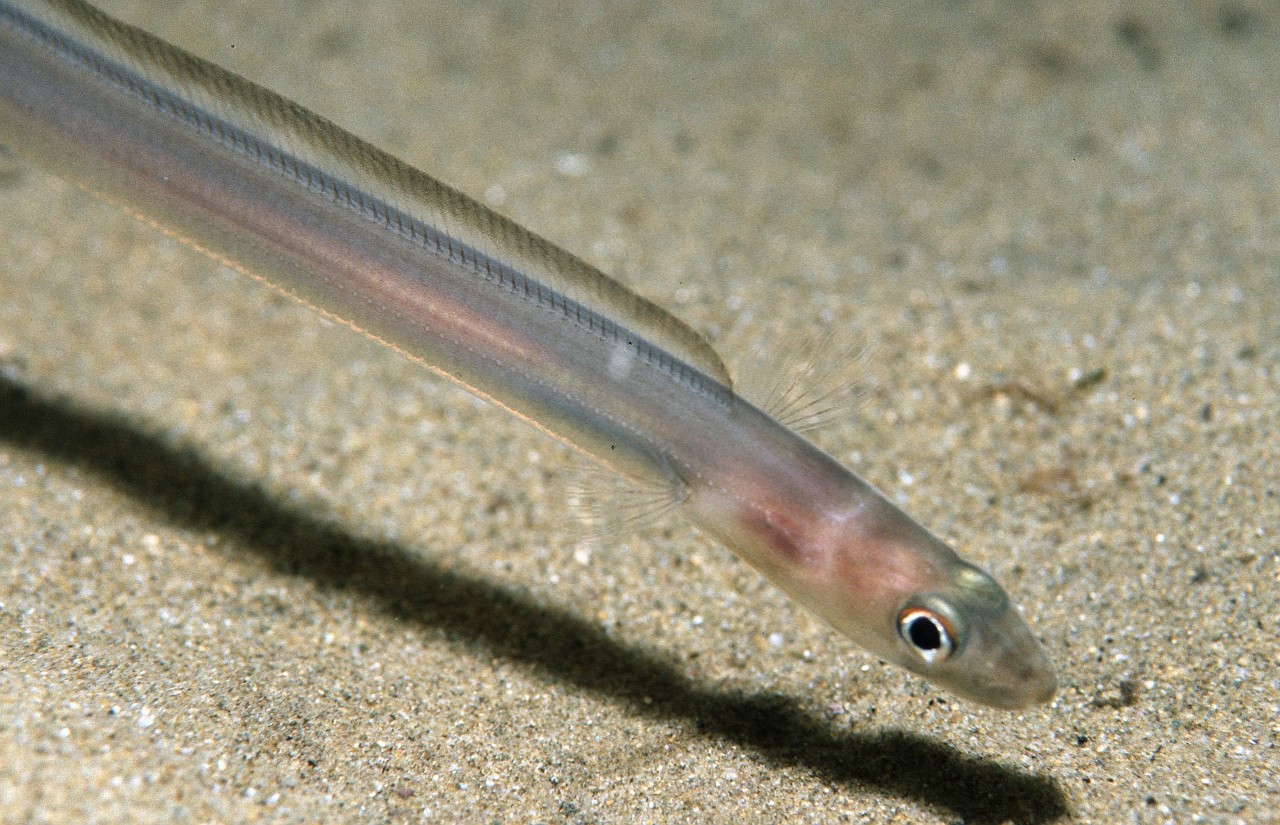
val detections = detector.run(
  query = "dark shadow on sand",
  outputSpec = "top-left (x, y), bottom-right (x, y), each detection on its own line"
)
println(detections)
top-left (0, 371), bottom-right (1068, 823)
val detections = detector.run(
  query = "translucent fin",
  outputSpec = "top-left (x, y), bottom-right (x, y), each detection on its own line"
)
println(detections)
top-left (561, 457), bottom-right (688, 551)
top-left (25, 0), bottom-right (732, 394)
top-left (736, 323), bottom-right (869, 434)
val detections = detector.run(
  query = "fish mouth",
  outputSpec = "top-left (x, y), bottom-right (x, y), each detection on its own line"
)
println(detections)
top-left (982, 662), bottom-right (1057, 710)
top-left (944, 660), bottom-right (1056, 710)
top-left (974, 633), bottom-right (1057, 710)
top-left (939, 606), bottom-right (1057, 710)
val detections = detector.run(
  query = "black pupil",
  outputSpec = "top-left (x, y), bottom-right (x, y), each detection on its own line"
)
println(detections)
top-left (906, 615), bottom-right (943, 650)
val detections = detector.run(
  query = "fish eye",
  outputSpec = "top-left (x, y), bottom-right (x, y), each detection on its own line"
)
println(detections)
top-left (897, 601), bottom-right (961, 664)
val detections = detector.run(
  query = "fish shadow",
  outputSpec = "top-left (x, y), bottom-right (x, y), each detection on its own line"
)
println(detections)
top-left (0, 370), bottom-right (1068, 823)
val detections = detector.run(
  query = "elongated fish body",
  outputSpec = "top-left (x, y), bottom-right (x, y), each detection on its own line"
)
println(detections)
top-left (0, 0), bottom-right (1055, 708)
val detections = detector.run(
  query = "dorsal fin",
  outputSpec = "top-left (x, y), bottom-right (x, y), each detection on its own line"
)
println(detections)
top-left (37, 0), bottom-right (733, 391)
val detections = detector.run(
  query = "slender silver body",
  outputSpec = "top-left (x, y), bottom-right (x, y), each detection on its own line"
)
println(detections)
top-left (0, 0), bottom-right (1055, 708)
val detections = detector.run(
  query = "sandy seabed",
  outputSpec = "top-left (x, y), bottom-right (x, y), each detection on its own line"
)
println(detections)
top-left (1, 1), bottom-right (1276, 822)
